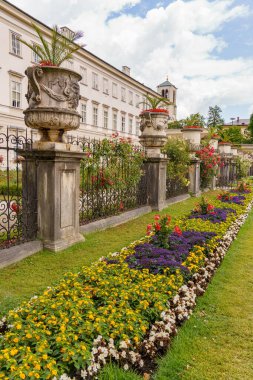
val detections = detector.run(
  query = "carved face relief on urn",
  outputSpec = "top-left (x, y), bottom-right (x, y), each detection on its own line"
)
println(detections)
top-left (24, 66), bottom-right (82, 143)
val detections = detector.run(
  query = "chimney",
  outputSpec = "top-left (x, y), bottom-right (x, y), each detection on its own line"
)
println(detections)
top-left (122, 66), bottom-right (131, 76)
top-left (60, 26), bottom-right (75, 40)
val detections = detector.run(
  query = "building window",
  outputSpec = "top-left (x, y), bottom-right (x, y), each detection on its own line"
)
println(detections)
top-left (136, 121), bottom-right (140, 136)
top-left (31, 43), bottom-right (40, 63)
top-left (92, 73), bottom-right (99, 90)
top-left (135, 94), bottom-right (140, 108)
top-left (121, 115), bottom-right (125, 132)
top-left (113, 112), bottom-right (117, 130)
top-left (93, 105), bottom-right (98, 126)
top-left (11, 81), bottom-right (21, 108)
top-left (129, 91), bottom-right (133, 105)
top-left (81, 103), bottom-right (87, 123)
top-left (112, 83), bottom-right (118, 98)
top-left (129, 118), bottom-right (133, 134)
top-left (80, 66), bottom-right (87, 85)
top-left (10, 31), bottom-right (21, 56)
top-left (103, 78), bottom-right (109, 94)
top-left (121, 87), bottom-right (126, 102)
top-left (103, 109), bottom-right (108, 129)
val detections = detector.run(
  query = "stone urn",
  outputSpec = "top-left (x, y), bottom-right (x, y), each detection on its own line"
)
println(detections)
top-left (24, 66), bottom-right (82, 142)
top-left (218, 142), bottom-right (231, 155)
top-left (209, 137), bottom-right (219, 150)
top-left (181, 126), bottom-right (203, 149)
top-left (139, 109), bottom-right (169, 157)
top-left (231, 146), bottom-right (238, 156)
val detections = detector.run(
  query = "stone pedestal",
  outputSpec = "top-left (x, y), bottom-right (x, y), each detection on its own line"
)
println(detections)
top-left (23, 143), bottom-right (84, 251)
top-left (143, 157), bottom-right (168, 210)
top-left (210, 175), bottom-right (217, 190)
top-left (188, 158), bottom-right (200, 196)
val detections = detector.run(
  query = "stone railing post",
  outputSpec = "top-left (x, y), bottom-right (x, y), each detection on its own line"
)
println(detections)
top-left (181, 126), bottom-right (202, 196)
top-left (139, 109), bottom-right (169, 210)
top-left (188, 157), bottom-right (201, 196)
top-left (23, 65), bottom-right (84, 251)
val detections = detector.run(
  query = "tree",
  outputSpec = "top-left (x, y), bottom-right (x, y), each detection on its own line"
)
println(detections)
top-left (248, 113), bottom-right (253, 139)
top-left (207, 106), bottom-right (224, 130)
top-left (183, 113), bottom-right (205, 127)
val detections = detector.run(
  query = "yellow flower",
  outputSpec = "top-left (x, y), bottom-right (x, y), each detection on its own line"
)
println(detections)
top-left (10, 348), bottom-right (18, 356)
top-left (19, 373), bottom-right (26, 379)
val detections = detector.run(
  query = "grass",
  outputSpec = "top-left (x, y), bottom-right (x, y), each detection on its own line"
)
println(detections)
top-left (1, 190), bottom-right (252, 379)
top-left (0, 194), bottom-right (204, 317)
top-left (153, 206), bottom-right (253, 380)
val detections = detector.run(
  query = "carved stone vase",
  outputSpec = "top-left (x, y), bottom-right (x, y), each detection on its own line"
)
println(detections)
top-left (24, 66), bottom-right (82, 142)
top-left (139, 110), bottom-right (169, 157)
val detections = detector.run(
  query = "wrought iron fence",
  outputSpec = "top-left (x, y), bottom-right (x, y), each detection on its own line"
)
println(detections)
top-left (216, 159), bottom-right (239, 189)
top-left (68, 136), bottom-right (147, 224)
top-left (0, 128), bottom-right (37, 249)
top-left (166, 176), bottom-right (188, 199)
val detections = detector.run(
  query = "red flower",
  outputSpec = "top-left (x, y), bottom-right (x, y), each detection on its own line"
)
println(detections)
top-left (154, 222), bottom-right (161, 231)
top-left (141, 108), bottom-right (169, 115)
top-left (174, 225), bottom-right (182, 235)
top-left (146, 224), bottom-right (152, 235)
top-left (11, 202), bottom-right (20, 213)
top-left (154, 214), bottom-right (160, 221)
top-left (207, 204), bottom-right (214, 211)
top-left (119, 201), bottom-right (124, 211)
top-left (167, 215), bottom-right (171, 223)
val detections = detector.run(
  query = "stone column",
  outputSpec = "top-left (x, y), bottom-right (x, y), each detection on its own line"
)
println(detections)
top-left (138, 109), bottom-right (169, 210)
top-left (33, 143), bottom-right (84, 251)
top-left (143, 157), bottom-right (168, 210)
top-left (188, 157), bottom-right (200, 196)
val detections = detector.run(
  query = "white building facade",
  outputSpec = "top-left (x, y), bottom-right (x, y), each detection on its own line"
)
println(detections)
top-left (0, 0), bottom-right (177, 142)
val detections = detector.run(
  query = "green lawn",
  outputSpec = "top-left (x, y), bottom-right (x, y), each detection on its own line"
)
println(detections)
top-left (154, 206), bottom-right (253, 380)
top-left (0, 194), bottom-right (202, 317)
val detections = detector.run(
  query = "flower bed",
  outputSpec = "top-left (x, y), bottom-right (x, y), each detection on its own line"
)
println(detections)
top-left (0, 190), bottom-right (252, 380)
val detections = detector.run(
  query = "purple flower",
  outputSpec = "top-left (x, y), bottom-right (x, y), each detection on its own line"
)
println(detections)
top-left (221, 195), bottom-right (245, 205)
top-left (189, 207), bottom-right (236, 223)
top-left (124, 230), bottom-right (216, 275)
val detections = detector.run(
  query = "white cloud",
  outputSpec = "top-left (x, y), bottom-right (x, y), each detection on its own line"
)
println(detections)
top-left (9, 0), bottom-right (253, 120)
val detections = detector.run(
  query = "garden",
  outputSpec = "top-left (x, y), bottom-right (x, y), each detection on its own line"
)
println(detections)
top-left (0, 181), bottom-right (252, 380)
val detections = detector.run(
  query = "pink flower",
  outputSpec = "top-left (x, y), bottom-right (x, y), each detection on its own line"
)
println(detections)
top-left (154, 215), bottom-right (160, 221)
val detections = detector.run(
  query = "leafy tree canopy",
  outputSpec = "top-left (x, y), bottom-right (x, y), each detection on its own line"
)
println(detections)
top-left (207, 105), bottom-right (224, 130)
top-left (248, 113), bottom-right (253, 139)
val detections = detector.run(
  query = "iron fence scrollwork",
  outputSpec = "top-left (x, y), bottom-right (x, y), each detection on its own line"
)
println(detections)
top-left (68, 136), bottom-right (147, 224)
top-left (0, 128), bottom-right (37, 249)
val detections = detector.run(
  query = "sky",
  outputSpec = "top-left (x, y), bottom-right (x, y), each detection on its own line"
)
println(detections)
top-left (8, 0), bottom-right (253, 122)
